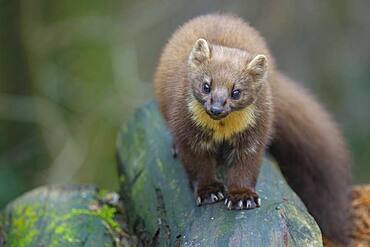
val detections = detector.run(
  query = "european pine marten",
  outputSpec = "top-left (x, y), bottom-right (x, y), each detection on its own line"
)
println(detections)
top-left (154, 14), bottom-right (352, 245)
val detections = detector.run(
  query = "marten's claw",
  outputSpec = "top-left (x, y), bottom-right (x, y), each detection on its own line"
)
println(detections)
top-left (226, 200), bottom-right (232, 209)
top-left (196, 196), bottom-right (202, 206)
top-left (196, 192), bottom-right (224, 206)
top-left (225, 198), bottom-right (259, 210)
top-left (237, 200), bottom-right (244, 209)
top-left (195, 182), bottom-right (225, 206)
top-left (256, 197), bottom-right (261, 207)
top-left (246, 199), bottom-right (254, 209)
top-left (170, 144), bottom-right (178, 158)
top-left (225, 189), bottom-right (261, 210)
top-left (217, 192), bottom-right (225, 200)
top-left (196, 191), bottom-right (224, 206)
top-left (210, 193), bottom-right (218, 202)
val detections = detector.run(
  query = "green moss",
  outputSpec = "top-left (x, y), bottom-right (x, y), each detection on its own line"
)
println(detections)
top-left (156, 159), bottom-right (165, 174)
top-left (5, 201), bottom-right (120, 246)
top-left (93, 204), bottom-right (119, 230)
top-left (7, 205), bottom-right (40, 247)
top-left (98, 189), bottom-right (110, 199)
top-left (46, 205), bottom-right (119, 232)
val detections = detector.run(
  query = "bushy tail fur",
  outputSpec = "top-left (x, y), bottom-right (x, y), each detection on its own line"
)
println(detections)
top-left (269, 72), bottom-right (352, 245)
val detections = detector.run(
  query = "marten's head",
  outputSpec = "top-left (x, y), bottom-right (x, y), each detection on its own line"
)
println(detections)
top-left (186, 38), bottom-right (268, 141)
top-left (187, 38), bottom-right (268, 121)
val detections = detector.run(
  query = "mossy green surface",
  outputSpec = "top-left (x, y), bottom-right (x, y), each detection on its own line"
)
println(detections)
top-left (1, 185), bottom-right (126, 247)
top-left (117, 102), bottom-right (324, 246)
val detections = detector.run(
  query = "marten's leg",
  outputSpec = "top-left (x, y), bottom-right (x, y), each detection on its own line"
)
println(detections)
top-left (177, 142), bottom-right (225, 206)
top-left (225, 148), bottom-right (263, 210)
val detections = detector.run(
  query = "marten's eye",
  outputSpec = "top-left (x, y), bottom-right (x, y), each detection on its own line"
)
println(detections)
top-left (231, 89), bottom-right (241, 100)
top-left (202, 82), bottom-right (211, 94)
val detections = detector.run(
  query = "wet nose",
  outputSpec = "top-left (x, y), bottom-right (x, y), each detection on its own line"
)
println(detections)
top-left (210, 106), bottom-right (222, 116)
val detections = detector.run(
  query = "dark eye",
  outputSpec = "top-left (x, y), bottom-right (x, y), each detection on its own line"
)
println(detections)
top-left (231, 89), bottom-right (241, 100)
top-left (202, 82), bottom-right (211, 94)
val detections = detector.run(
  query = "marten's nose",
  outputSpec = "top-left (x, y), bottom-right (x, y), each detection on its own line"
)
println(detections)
top-left (210, 106), bottom-right (222, 116)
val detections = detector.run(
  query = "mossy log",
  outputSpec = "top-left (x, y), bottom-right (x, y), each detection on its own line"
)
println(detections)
top-left (0, 102), bottom-right (367, 246)
top-left (116, 102), bottom-right (323, 246)
top-left (0, 185), bottom-right (134, 247)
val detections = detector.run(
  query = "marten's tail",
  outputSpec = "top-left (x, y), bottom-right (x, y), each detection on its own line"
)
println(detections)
top-left (269, 72), bottom-right (352, 246)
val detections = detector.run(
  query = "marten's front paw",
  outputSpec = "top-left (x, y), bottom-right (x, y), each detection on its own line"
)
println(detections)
top-left (225, 188), bottom-right (261, 210)
top-left (195, 182), bottom-right (225, 206)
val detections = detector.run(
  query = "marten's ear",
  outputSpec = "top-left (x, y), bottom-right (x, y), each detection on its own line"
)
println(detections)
top-left (189, 38), bottom-right (211, 67)
top-left (246, 54), bottom-right (268, 81)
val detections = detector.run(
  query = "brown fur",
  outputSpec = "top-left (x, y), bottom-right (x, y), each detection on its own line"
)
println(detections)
top-left (154, 14), bottom-right (352, 245)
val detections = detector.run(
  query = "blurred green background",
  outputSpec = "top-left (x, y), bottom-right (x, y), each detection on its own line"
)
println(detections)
top-left (1, 0), bottom-right (369, 208)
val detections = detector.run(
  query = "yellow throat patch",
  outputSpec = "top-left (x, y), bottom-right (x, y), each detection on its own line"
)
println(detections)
top-left (188, 99), bottom-right (256, 142)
